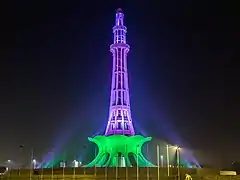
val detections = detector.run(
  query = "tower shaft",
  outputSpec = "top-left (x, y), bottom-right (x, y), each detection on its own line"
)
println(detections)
top-left (105, 9), bottom-right (135, 136)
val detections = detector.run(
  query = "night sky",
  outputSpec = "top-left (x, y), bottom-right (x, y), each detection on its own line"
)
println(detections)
top-left (0, 1), bottom-right (238, 168)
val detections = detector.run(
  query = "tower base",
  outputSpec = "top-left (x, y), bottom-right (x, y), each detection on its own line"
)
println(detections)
top-left (84, 135), bottom-right (155, 167)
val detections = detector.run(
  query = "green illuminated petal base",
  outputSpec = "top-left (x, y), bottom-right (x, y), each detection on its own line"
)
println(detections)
top-left (84, 135), bottom-right (155, 167)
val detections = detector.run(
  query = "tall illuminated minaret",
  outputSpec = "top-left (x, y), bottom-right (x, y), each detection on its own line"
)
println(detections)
top-left (105, 8), bottom-right (135, 136)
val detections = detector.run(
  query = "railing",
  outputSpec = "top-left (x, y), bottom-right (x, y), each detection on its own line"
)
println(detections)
top-left (1, 167), bottom-right (235, 180)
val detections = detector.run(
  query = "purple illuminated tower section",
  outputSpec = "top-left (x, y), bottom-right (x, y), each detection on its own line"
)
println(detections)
top-left (105, 8), bottom-right (135, 136)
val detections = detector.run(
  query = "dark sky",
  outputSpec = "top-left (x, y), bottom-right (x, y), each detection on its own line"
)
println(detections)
top-left (0, 0), bottom-right (238, 167)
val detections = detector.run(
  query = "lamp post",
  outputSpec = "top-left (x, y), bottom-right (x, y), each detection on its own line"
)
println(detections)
top-left (136, 145), bottom-right (139, 180)
top-left (7, 160), bottom-right (11, 179)
top-left (73, 160), bottom-right (77, 179)
top-left (94, 147), bottom-right (97, 176)
top-left (32, 159), bottom-right (36, 169)
top-left (31, 158), bottom-right (36, 180)
top-left (166, 144), bottom-right (181, 177)
top-left (51, 150), bottom-right (55, 180)
top-left (105, 163), bottom-right (108, 180)
top-left (62, 152), bottom-right (66, 180)
top-left (116, 152), bottom-right (118, 180)
top-left (83, 145), bottom-right (87, 175)
top-left (29, 148), bottom-right (34, 180)
top-left (147, 144), bottom-right (149, 180)
top-left (160, 155), bottom-right (163, 167)
top-left (125, 144), bottom-right (128, 180)
top-left (166, 145), bottom-right (170, 176)
top-left (7, 160), bottom-right (11, 169)
top-left (176, 146), bottom-right (180, 180)
top-left (19, 145), bottom-right (24, 177)
top-left (157, 145), bottom-right (160, 180)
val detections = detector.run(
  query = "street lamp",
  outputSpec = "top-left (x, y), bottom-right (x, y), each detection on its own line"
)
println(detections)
top-left (7, 160), bottom-right (11, 169)
top-left (166, 144), bottom-right (181, 176)
top-left (32, 159), bottom-right (36, 169)
top-left (136, 145), bottom-right (139, 180)
top-left (176, 147), bottom-right (181, 180)
top-left (72, 160), bottom-right (78, 179)
top-left (156, 145), bottom-right (160, 180)
top-left (160, 155), bottom-right (163, 167)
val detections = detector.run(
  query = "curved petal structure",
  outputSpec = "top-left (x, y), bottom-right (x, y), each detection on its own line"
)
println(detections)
top-left (84, 135), bottom-right (155, 167)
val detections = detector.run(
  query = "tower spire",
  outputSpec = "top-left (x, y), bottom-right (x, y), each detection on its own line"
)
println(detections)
top-left (115, 8), bottom-right (124, 27)
top-left (105, 9), bottom-right (135, 136)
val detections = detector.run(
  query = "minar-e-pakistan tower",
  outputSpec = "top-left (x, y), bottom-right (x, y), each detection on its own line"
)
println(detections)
top-left (105, 8), bottom-right (134, 136)
top-left (85, 8), bottom-right (154, 167)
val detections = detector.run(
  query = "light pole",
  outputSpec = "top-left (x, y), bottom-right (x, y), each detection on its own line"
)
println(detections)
top-left (116, 152), bottom-right (118, 180)
top-left (7, 160), bottom-right (11, 179)
top-left (62, 152), bottom-right (66, 180)
top-left (19, 145), bottom-right (24, 177)
top-left (30, 148), bottom-right (34, 180)
top-left (51, 150), bottom-right (55, 180)
top-left (7, 160), bottom-right (11, 169)
top-left (147, 144), bottom-right (149, 180)
top-left (166, 144), bottom-right (181, 177)
top-left (157, 145), bottom-right (160, 180)
top-left (31, 158), bottom-right (36, 180)
top-left (94, 147), bottom-right (97, 176)
top-left (73, 160), bottom-right (77, 179)
top-left (136, 145), bottom-right (139, 180)
top-left (176, 146), bottom-right (180, 180)
top-left (83, 145), bottom-right (87, 175)
top-left (32, 159), bottom-right (36, 169)
top-left (125, 144), bottom-right (128, 180)
top-left (166, 144), bottom-right (170, 176)
top-left (160, 155), bottom-right (163, 167)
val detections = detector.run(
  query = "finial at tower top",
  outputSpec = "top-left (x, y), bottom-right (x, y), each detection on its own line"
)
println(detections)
top-left (116, 8), bottom-right (123, 13)
top-left (115, 8), bottom-right (124, 26)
